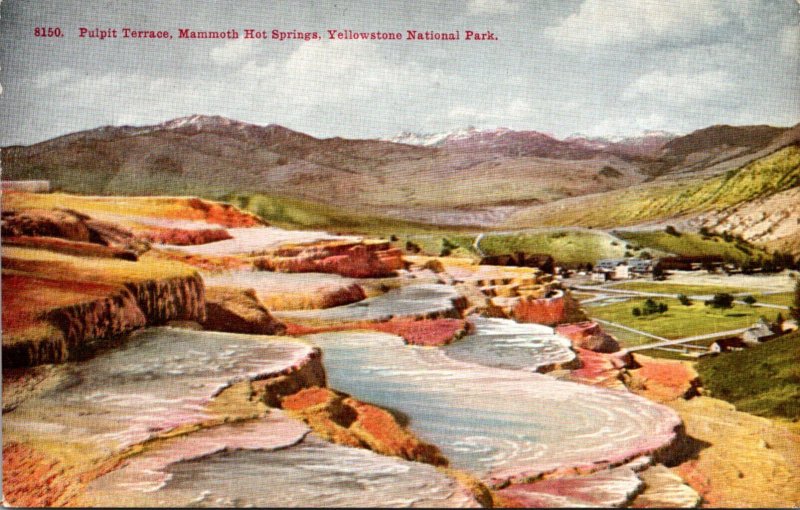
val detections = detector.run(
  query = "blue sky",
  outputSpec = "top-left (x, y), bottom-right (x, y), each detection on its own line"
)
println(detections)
top-left (1, 0), bottom-right (798, 145)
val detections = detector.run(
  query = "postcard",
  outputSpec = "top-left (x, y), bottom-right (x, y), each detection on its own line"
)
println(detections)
top-left (2, 1), bottom-right (799, 507)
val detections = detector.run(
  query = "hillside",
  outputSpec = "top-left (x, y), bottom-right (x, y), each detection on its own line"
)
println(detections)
top-left (697, 330), bottom-right (800, 420)
top-left (4, 116), bottom-right (797, 231)
top-left (506, 145), bottom-right (800, 232)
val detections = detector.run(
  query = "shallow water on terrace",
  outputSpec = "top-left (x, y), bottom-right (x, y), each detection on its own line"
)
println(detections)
top-left (3, 328), bottom-right (313, 453)
top-left (444, 317), bottom-right (575, 371)
top-left (150, 437), bottom-right (476, 508)
top-left (76, 429), bottom-right (477, 508)
top-left (203, 269), bottom-right (357, 291)
top-left (305, 330), bottom-right (679, 483)
top-left (275, 283), bottom-right (462, 323)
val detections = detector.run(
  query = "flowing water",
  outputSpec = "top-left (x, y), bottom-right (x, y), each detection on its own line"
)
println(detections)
top-left (444, 317), bottom-right (575, 371)
top-left (305, 330), bottom-right (680, 484)
top-left (3, 328), bottom-right (314, 453)
top-left (76, 428), bottom-right (477, 508)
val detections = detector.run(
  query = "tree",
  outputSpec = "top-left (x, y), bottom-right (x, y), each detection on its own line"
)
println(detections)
top-left (772, 312), bottom-right (785, 334)
top-left (706, 293), bottom-right (735, 309)
top-left (652, 264), bottom-right (666, 280)
top-left (742, 295), bottom-right (757, 306)
top-left (791, 279), bottom-right (800, 321)
top-left (632, 307), bottom-right (642, 317)
top-left (677, 294), bottom-right (692, 306)
top-left (665, 225), bottom-right (680, 236)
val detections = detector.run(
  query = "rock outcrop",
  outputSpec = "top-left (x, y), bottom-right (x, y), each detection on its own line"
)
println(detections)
top-left (556, 321), bottom-right (620, 353)
top-left (3, 273), bottom-right (206, 368)
top-left (280, 386), bottom-right (448, 466)
top-left (511, 289), bottom-right (587, 326)
top-left (123, 274), bottom-right (206, 325)
top-left (255, 240), bottom-right (405, 278)
top-left (138, 227), bottom-right (232, 246)
top-left (285, 318), bottom-right (471, 347)
top-left (203, 286), bottom-right (286, 335)
top-left (3, 236), bottom-right (139, 260)
top-left (1, 208), bottom-right (148, 254)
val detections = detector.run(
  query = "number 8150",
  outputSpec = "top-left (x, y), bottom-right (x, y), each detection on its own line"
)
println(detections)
top-left (34, 27), bottom-right (63, 37)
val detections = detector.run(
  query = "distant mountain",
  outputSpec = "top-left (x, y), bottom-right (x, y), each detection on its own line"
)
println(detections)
top-left (386, 127), bottom-right (677, 158)
top-left (4, 115), bottom-right (797, 233)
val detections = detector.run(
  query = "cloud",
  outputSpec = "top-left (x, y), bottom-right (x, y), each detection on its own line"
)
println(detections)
top-left (467, 0), bottom-right (519, 15)
top-left (209, 39), bottom-right (261, 66)
top-left (34, 69), bottom-right (76, 88)
top-left (545, 0), bottom-right (729, 48)
top-left (448, 97), bottom-right (532, 125)
top-left (622, 69), bottom-right (737, 106)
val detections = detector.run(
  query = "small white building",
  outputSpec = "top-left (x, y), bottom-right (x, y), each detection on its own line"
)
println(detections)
top-left (591, 269), bottom-right (611, 282)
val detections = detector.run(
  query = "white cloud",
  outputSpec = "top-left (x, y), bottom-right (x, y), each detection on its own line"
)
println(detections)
top-left (467, 0), bottom-right (519, 15)
top-left (545, 0), bottom-right (729, 48)
top-left (209, 39), bottom-right (261, 66)
top-left (448, 97), bottom-right (532, 124)
top-left (622, 69), bottom-right (736, 105)
top-left (34, 69), bottom-right (76, 88)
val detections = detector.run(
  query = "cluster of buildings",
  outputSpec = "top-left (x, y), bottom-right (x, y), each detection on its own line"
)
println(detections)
top-left (590, 258), bottom-right (655, 282)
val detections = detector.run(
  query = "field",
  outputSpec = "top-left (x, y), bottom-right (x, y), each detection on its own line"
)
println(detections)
top-left (697, 330), bottom-right (800, 420)
top-left (610, 281), bottom-right (751, 296)
top-left (586, 297), bottom-right (764, 340)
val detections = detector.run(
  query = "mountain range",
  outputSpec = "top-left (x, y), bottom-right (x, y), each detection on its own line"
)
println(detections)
top-left (3, 115), bottom-right (799, 250)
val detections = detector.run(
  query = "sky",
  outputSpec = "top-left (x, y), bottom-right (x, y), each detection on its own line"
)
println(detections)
top-left (1, 0), bottom-right (798, 145)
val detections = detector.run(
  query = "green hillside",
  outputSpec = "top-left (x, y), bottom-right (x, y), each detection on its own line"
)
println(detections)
top-left (697, 330), bottom-right (800, 420)
top-left (617, 230), bottom-right (770, 264)
top-left (508, 145), bottom-right (800, 228)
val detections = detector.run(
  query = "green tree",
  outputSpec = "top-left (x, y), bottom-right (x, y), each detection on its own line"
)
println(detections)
top-left (707, 293), bottom-right (735, 309)
top-left (791, 279), bottom-right (800, 321)
top-left (677, 294), bottom-right (692, 306)
top-left (743, 295), bottom-right (757, 306)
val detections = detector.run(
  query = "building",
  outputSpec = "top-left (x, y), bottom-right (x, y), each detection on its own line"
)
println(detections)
top-left (480, 252), bottom-right (555, 274)
top-left (627, 258), bottom-right (653, 274)
top-left (741, 319), bottom-right (776, 346)
top-left (591, 269), bottom-right (611, 282)
top-left (709, 337), bottom-right (747, 353)
top-left (596, 258), bottom-right (630, 280)
top-left (658, 255), bottom-right (724, 271)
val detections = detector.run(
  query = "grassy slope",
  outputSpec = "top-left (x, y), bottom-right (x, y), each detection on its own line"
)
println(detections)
top-left (507, 145), bottom-right (800, 228)
top-left (697, 330), bottom-right (800, 420)
top-left (225, 193), bottom-right (463, 236)
top-left (616, 231), bottom-right (769, 264)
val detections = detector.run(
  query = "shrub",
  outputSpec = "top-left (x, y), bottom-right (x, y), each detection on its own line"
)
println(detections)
top-left (743, 295), bottom-right (757, 305)
top-left (632, 307), bottom-right (642, 317)
top-left (677, 294), bottom-right (692, 306)
top-left (665, 225), bottom-right (680, 236)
